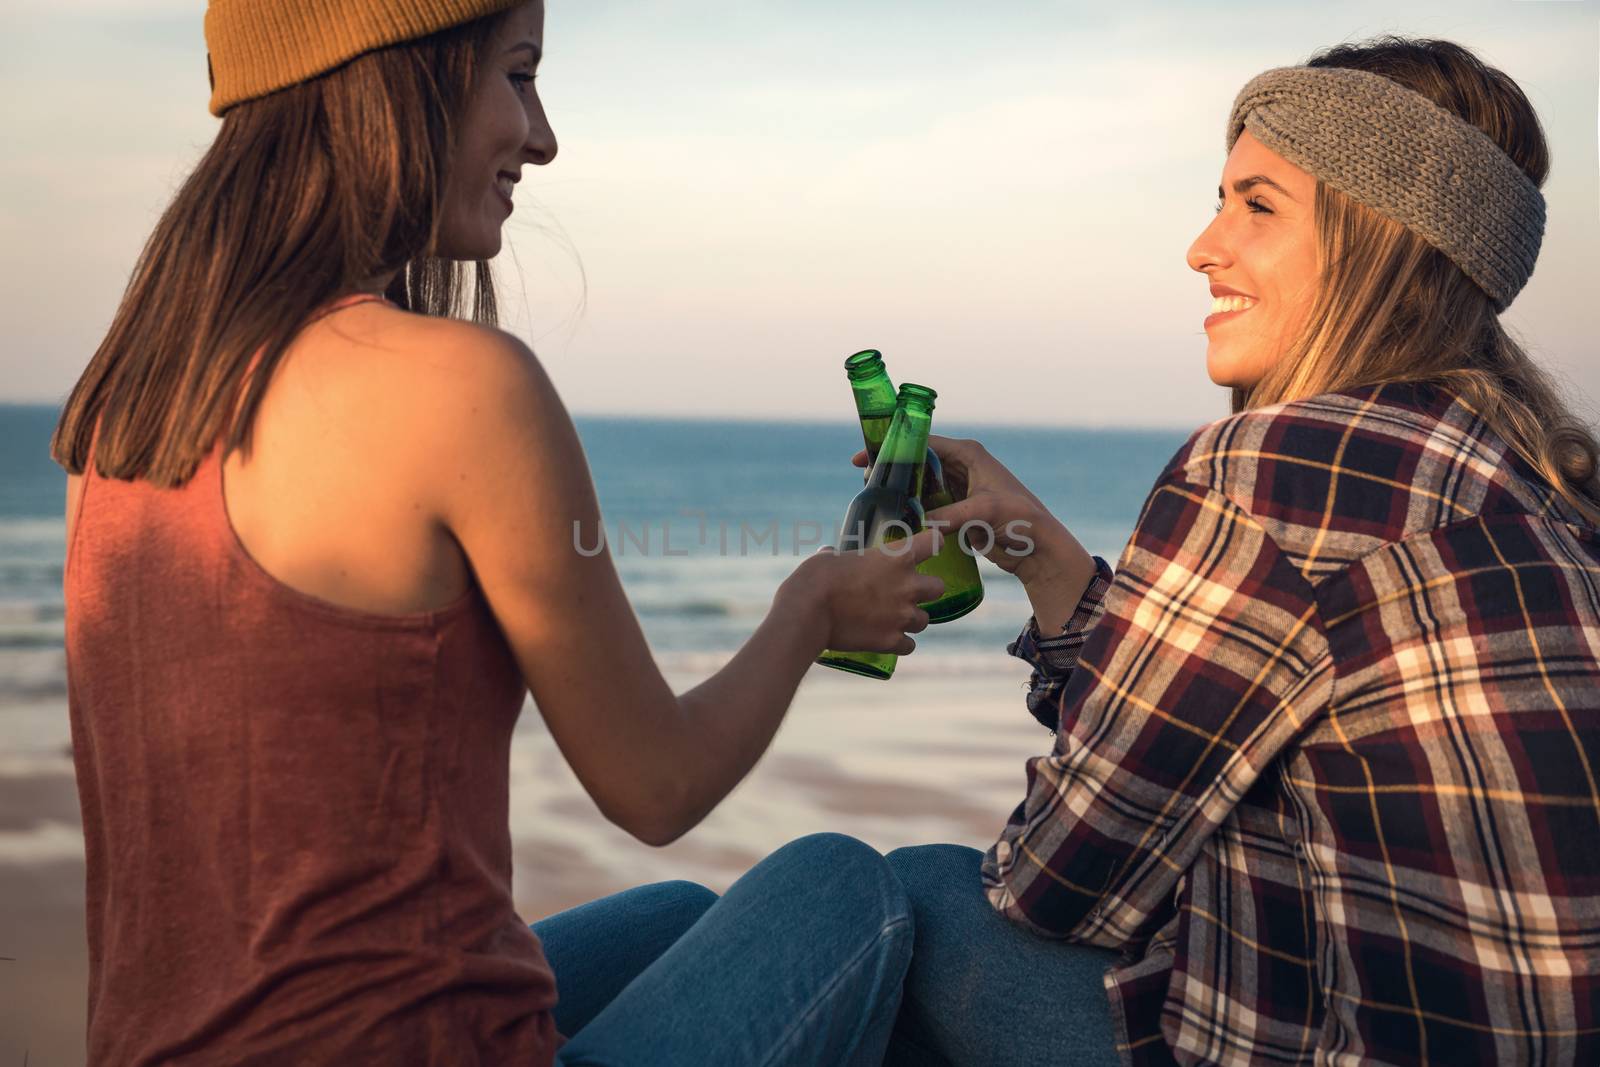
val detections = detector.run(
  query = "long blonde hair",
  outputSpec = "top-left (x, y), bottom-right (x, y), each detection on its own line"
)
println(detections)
top-left (1237, 35), bottom-right (1600, 526)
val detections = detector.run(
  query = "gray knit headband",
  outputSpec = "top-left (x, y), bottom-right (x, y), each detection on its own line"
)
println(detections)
top-left (1226, 65), bottom-right (1546, 312)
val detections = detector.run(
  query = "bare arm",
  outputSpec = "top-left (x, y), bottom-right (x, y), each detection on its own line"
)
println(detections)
top-left (425, 329), bottom-right (943, 845)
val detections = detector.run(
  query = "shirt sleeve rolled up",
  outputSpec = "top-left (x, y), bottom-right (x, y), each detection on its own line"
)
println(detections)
top-left (1006, 554), bottom-right (1115, 732)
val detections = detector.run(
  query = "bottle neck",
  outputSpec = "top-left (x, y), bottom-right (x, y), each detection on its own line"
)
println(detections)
top-left (866, 405), bottom-right (933, 496)
top-left (850, 366), bottom-right (899, 455)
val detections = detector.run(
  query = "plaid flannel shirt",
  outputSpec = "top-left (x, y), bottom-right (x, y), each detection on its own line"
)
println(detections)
top-left (986, 381), bottom-right (1600, 1066)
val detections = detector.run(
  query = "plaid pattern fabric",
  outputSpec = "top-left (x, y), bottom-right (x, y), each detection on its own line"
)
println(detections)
top-left (1007, 553), bottom-right (1116, 732)
top-left (984, 381), bottom-right (1600, 1066)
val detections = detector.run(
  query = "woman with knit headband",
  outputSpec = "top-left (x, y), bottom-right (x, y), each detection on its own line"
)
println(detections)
top-left (874, 36), bottom-right (1600, 1067)
top-left (53, 1), bottom-right (942, 1064)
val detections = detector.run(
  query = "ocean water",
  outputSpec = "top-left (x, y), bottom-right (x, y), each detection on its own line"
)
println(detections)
top-left (0, 402), bottom-right (1190, 759)
top-left (5, 409), bottom-right (1170, 1051)
top-left (1, 400), bottom-right (1198, 926)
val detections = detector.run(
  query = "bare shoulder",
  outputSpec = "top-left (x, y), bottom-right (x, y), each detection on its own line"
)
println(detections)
top-left (373, 306), bottom-right (562, 444)
top-left (317, 301), bottom-right (541, 390)
top-left (322, 304), bottom-right (577, 531)
top-left (304, 302), bottom-right (559, 444)
top-left (337, 305), bottom-right (606, 663)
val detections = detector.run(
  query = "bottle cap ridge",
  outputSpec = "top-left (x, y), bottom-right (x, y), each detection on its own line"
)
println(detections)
top-left (844, 349), bottom-right (886, 380)
top-left (897, 383), bottom-right (937, 410)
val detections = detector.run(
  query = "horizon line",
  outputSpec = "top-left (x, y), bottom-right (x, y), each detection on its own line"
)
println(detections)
top-left (0, 399), bottom-right (1202, 434)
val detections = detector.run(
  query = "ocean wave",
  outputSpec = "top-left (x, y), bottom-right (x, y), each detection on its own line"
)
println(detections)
top-left (0, 751), bottom-right (76, 779)
top-left (0, 649), bottom-right (69, 699)
top-left (635, 600), bottom-right (741, 619)
top-left (654, 649), bottom-right (1029, 678)
top-left (614, 559), bottom-right (799, 587)
top-left (0, 561), bottom-right (64, 586)
top-left (0, 600), bottom-right (64, 624)
top-left (0, 682), bottom-right (67, 701)
top-left (0, 517), bottom-right (66, 543)
top-left (0, 630), bottom-right (65, 650)
top-left (0, 819), bottom-right (85, 865)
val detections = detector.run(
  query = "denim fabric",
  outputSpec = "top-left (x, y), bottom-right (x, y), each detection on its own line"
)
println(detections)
top-left (533, 832), bottom-right (914, 1066)
top-left (884, 843), bottom-right (1122, 1067)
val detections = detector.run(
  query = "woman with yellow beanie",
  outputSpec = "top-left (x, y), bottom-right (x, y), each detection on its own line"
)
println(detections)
top-left (51, 2), bottom-right (938, 1063)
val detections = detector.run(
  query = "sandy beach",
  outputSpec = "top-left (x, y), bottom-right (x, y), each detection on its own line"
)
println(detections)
top-left (0, 658), bottom-right (1048, 1063)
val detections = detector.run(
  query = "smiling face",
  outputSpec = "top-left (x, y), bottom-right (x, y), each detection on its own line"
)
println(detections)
top-left (1185, 129), bottom-right (1321, 391)
top-left (433, 0), bottom-right (557, 261)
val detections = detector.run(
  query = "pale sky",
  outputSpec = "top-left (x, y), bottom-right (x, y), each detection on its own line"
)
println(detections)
top-left (3, 0), bottom-right (1596, 428)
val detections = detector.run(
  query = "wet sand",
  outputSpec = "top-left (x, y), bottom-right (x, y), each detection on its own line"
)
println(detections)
top-left (0, 660), bottom-right (1047, 1062)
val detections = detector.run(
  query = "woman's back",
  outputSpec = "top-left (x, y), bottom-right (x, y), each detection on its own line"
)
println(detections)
top-left (64, 294), bottom-right (562, 1065)
top-left (983, 378), bottom-right (1600, 1064)
top-left (1197, 380), bottom-right (1600, 1061)
top-left (52, 1), bottom-right (961, 1059)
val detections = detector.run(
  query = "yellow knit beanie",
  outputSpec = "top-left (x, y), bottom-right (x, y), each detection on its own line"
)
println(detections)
top-left (204, 0), bottom-right (526, 117)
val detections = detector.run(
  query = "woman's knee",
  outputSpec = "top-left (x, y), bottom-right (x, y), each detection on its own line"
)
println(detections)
top-left (772, 831), bottom-right (892, 880)
top-left (761, 832), bottom-right (914, 929)
top-left (885, 843), bottom-right (984, 900)
top-left (632, 878), bottom-right (718, 920)
top-left (528, 878), bottom-right (717, 947)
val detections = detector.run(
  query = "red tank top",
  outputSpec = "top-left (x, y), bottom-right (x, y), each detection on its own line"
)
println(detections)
top-left (63, 293), bottom-right (562, 1065)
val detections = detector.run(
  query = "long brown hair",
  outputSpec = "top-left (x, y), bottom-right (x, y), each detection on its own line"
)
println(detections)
top-left (1237, 35), bottom-right (1600, 525)
top-left (50, 8), bottom-right (517, 489)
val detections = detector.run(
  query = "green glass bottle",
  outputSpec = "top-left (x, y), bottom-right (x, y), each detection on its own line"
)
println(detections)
top-left (816, 384), bottom-right (937, 680)
top-left (844, 350), bottom-right (984, 623)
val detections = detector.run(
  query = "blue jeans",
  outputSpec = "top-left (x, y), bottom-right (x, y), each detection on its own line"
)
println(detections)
top-left (882, 844), bottom-right (1123, 1066)
top-left (530, 832), bottom-right (914, 1066)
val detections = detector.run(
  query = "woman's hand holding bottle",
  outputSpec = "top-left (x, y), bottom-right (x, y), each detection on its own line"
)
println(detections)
top-left (851, 435), bottom-right (1098, 633)
top-left (778, 526), bottom-right (947, 656)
